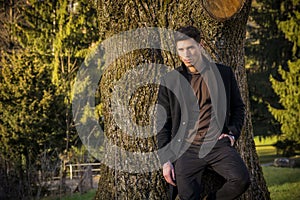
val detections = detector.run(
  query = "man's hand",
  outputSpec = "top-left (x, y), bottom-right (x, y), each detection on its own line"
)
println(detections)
top-left (218, 133), bottom-right (235, 146)
top-left (163, 161), bottom-right (176, 186)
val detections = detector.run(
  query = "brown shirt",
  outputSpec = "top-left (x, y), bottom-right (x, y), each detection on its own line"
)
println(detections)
top-left (186, 69), bottom-right (212, 146)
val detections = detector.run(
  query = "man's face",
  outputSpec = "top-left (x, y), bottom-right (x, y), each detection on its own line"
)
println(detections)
top-left (176, 38), bottom-right (202, 68)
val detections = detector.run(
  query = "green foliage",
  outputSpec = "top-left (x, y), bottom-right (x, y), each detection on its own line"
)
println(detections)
top-left (254, 135), bottom-right (278, 146)
top-left (0, 0), bottom-right (99, 198)
top-left (48, 0), bottom-right (100, 155)
top-left (273, 139), bottom-right (300, 157)
top-left (0, 48), bottom-right (63, 155)
top-left (246, 0), bottom-right (297, 137)
top-left (0, 48), bottom-right (66, 198)
top-left (51, 0), bottom-right (99, 86)
top-left (278, 10), bottom-right (300, 56)
top-left (269, 60), bottom-right (300, 143)
top-left (268, 1), bottom-right (300, 144)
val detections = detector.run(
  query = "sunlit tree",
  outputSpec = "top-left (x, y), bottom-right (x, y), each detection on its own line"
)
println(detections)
top-left (269, 3), bottom-right (300, 146)
top-left (245, 0), bottom-right (298, 137)
top-left (0, 0), bottom-right (99, 198)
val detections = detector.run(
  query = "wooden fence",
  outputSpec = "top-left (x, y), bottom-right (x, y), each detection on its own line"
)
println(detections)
top-left (64, 163), bottom-right (101, 180)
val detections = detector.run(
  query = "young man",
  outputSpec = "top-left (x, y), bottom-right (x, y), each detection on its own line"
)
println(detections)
top-left (156, 26), bottom-right (250, 200)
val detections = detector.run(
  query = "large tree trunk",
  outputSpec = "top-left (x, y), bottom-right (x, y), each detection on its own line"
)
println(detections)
top-left (94, 0), bottom-right (270, 199)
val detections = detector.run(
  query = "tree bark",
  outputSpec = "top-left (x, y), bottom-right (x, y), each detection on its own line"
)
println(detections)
top-left (94, 0), bottom-right (270, 199)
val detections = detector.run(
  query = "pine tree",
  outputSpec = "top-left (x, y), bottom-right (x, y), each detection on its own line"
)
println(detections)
top-left (269, 3), bottom-right (300, 145)
top-left (0, 1), bottom-right (57, 198)
top-left (0, 0), bottom-right (99, 198)
top-left (269, 60), bottom-right (300, 142)
top-left (0, 47), bottom-right (65, 198)
top-left (49, 0), bottom-right (99, 157)
top-left (245, 0), bottom-right (297, 138)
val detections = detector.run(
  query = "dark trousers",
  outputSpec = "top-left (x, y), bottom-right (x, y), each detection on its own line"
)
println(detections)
top-left (175, 137), bottom-right (250, 200)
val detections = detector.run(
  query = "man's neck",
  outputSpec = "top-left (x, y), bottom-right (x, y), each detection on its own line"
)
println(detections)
top-left (184, 61), bottom-right (207, 74)
top-left (187, 66), bottom-right (198, 73)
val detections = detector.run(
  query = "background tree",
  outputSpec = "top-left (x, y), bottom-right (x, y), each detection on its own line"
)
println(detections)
top-left (0, 0), bottom-right (65, 198)
top-left (0, 0), bottom-right (24, 54)
top-left (245, 0), bottom-right (296, 138)
top-left (94, 0), bottom-right (270, 199)
top-left (0, 0), bottom-right (99, 198)
top-left (50, 0), bottom-right (99, 157)
top-left (0, 46), bottom-right (64, 199)
top-left (268, 0), bottom-right (300, 155)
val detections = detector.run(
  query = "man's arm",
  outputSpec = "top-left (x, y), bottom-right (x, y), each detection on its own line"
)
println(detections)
top-left (156, 79), bottom-right (176, 186)
top-left (156, 78), bottom-right (174, 163)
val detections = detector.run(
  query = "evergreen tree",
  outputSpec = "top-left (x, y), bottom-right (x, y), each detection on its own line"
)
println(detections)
top-left (0, 48), bottom-right (64, 198)
top-left (269, 60), bottom-right (300, 142)
top-left (15, 0), bottom-right (99, 159)
top-left (269, 2), bottom-right (300, 145)
top-left (50, 0), bottom-right (99, 153)
top-left (245, 0), bottom-right (296, 137)
top-left (0, 0), bottom-right (99, 198)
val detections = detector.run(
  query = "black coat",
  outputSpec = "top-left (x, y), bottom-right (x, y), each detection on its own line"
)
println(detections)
top-left (156, 61), bottom-right (245, 165)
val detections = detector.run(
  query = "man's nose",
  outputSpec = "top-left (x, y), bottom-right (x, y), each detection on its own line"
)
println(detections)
top-left (183, 49), bottom-right (191, 57)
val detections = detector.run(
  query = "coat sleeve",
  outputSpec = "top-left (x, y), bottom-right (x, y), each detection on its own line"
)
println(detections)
top-left (156, 78), bottom-right (174, 164)
top-left (227, 68), bottom-right (245, 139)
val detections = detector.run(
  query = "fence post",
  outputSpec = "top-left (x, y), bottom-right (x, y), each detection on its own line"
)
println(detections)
top-left (69, 164), bottom-right (73, 180)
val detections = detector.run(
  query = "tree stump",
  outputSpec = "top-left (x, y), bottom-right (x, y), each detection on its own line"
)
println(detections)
top-left (201, 0), bottom-right (245, 21)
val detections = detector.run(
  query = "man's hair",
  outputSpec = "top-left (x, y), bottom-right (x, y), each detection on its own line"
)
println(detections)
top-left (175, 26), bottom-right (201, 43)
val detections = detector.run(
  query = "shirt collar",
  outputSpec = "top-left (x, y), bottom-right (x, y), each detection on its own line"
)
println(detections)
top-left (178, 62), bottom-right (209, 75)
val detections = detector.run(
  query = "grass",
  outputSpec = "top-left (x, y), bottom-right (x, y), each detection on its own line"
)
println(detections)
top-left (254, 136), bottom-right (278, 164)
top-left (43, 136), bottom-right (300, 200)
top-left (256, 136), bottom-right (300, 200)
top-left (43, 190), bottom-right (96, 200)
top-left (256, 145), bottom-right (278, 164)
top-left (44, 167), bottom-right (300, 200)
top-left (263, 166), bottom-right (300, 200)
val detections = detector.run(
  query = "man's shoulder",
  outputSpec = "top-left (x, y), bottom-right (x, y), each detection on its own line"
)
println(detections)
top-left (161, 66), bottom-right (184, 80)
top-left (215, 63), bottom-right (234, 76)
top-left (174, 65), bottom-right (185, 72)
top-left (215, 63), bottom-right (232, 71)
top-left (162, 63), bottom-right (233, 79)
